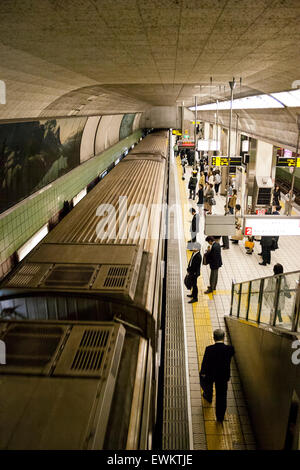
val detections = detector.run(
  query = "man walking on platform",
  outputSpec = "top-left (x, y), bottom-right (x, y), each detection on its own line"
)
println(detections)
top-left (204, 236), bottom-right (222, 294)
top-left (186, 242), bottom-right (202, 304)
top-left (200, 329), bottom-right (235, 422)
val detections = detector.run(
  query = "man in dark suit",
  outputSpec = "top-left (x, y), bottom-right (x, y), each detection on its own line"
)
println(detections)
top-left (186, 242), bottom-right (202, 304)
top-left (188, 208), bottom-right (199, 243)
top-left (259, 236), bottom-right (273, 265)
top-left (200, 329), bottom-right (235, 422)
top-left (204, 236), bottom-right (222, 294)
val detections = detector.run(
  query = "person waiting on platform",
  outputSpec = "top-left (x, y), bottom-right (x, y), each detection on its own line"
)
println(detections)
top-left (204, 184), bottom-right (215, 215)
top-left (186, 242), bottom-right (202, 304)
top-left (200, 329), bottom-right (235, 422)
top-left (214, 170), bottom-right (221, 195)
top-left (197, 183), bottom-right (204, 211)
top-left (265, 264), bottom-right (291, 324)
top-left (173, 142), bottom-right (179, 157)
top-left (188, 173), bottom-right (198, 199)
top-left (273, 185), bottom-right (281, 207)
top-left (204, 236), bottom-right (222, 294)
top-left (230, 204), bottom-right (243, 244)
top-left (258, 236), bottom-right (273, 265)
top-left (284, 190), bottom-right (295, 216)
top-left (188, 208), bottom-right (200, 243)
top-left (181, 155), bottom-right (187, 176)
top-left (199, 170), bottom-right (205, 187)
top-left (228, 189), bottom-right (237, 214)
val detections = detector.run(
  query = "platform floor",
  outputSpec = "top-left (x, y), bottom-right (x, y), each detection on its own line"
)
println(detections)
top-left (173, 155), bottom-right (300, 450)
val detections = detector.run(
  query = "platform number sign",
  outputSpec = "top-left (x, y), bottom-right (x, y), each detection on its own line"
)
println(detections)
top-left (245, 227), bottom-right (252, 236)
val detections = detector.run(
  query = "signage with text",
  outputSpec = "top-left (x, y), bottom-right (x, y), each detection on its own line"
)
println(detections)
top-left (212, 156), bottom-right (242, 166)
top-left (244, 216), bottom-right (300, 236)
top-left (276, 156), bottom-right (300, 167)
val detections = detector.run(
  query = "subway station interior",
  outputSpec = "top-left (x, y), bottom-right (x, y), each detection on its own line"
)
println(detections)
top-left (0, 0), bottom-right (300, 452)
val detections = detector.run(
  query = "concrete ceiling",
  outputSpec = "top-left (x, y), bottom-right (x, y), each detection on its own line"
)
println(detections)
top-left (0, 0), bottom-right (300, 126)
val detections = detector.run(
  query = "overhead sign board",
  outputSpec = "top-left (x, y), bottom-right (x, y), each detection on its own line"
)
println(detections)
top-left (212, 156), bottom-right (242, 166)
top-left (244, 216), bottom-right (300, 236)
top-left (172, 130), bottom-right (182, 136)
top-left (276, 156), bottom-right (300, 167)
top-left (198, 139), bottom-right (220, 151)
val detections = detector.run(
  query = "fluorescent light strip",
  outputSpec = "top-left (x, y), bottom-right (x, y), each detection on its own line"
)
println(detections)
top-left (189, 89), bottom-right (300, 111)
top-left (72, 188), bottom-right (87, 206)
top-left (17, 224), bottom-right (48, 261)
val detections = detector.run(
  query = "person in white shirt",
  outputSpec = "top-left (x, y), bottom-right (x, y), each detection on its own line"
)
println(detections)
top-left (214, 171), bottom-right (221, 195)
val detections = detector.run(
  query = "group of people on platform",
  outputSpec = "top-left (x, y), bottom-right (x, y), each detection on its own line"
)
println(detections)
top-left (175, 143), bottom-right (295, 425)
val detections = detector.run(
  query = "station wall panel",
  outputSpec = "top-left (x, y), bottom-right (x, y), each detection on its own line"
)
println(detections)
top-left (0, 129), bottom-right (143, 280)
top-left (80, 116), bottom-right (101, 163)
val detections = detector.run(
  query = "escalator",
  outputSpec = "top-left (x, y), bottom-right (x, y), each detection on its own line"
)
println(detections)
top-left (225, 270), bottom-right (300, 450)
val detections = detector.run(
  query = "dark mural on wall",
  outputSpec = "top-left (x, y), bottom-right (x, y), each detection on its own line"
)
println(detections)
top-left (119, 113), bottom-right (136, 141)
top-left (0, 117), bottom-right (87, 213)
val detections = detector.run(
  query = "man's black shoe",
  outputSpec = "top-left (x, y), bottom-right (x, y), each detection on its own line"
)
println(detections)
top-left (259, 262), bottom-right (267, 265)
top-left (222, 246), bottom-right (229, 250)
top-left (188, 298), bottom-right (198, 303)
top-left (258, 253), bottom-right (262, 256)
top-left (187, 294), bottom-right (193, 298)
top-left (204, 289), bottom-right (212, 294)
top-left (216, 418), bottom-right (224, 423)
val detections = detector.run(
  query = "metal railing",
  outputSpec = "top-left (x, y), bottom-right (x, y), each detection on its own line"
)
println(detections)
top-left (230, 270), bottom-right (300, 332)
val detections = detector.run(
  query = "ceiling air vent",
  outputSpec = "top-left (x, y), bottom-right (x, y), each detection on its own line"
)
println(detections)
top-left (53, 324), bottom-right (125, 378)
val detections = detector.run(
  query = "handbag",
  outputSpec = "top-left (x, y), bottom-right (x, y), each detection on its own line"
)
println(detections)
top-left (184, 273), bottom-right (193, 290)
top-left (232, 229), bottom-right (244, 241)
top-left (202, 252), bottom-right (208, 265)
top-left (245, 240), bottom-right (254, 249)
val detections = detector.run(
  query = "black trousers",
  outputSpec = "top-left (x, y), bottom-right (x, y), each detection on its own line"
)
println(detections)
top-left (209, 269), bottom-right (219, 291)
top-left (189, 188), bottom-right (196, 199)
top-left (222, 236), bottom-right (229, 248)
top-left (191, 274), bottom-right (199, 300)
top-left (214, 183), bottom-right (220, 194)
top-left (262, 246), bottom-right (271, 264)
top-left (200, 376), bottom-right (228, 421)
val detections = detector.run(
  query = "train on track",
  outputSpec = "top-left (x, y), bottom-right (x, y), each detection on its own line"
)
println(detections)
top-left (0, 130), bottom-right (169, 450)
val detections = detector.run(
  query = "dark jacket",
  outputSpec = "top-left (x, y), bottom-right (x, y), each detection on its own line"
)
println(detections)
top-left (260, 236), bottom-right (273, 247)
top-left (206, 241), bottom-right (222, 269)
top-left (190, 213), bottom-right (200, 234)
top-left (200, 342), bottom-right (235, 382)
top-left (187, 251), bottom-right (202, 277)
top-left (197, 188), bottom-right (204, 204)
top-left (188, 176), bottom-right (198, 190)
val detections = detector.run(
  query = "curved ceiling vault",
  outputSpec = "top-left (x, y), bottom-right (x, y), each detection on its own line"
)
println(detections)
top-left (0, 0), bottom-right (300, 145)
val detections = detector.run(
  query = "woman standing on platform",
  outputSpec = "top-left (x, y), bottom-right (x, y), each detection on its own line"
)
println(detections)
top-left (199, 171), bottom-right (205, 187)
top-left (205, 184), bottom-right (215, 215)
top-left (197, 183), bottom-right (204, 211)
top-left (228, 189), bottom-right (237, 214)
top-left (273, 185), bottom-right (281, 207)
top-left (214, 170), bottom-right (221, 195)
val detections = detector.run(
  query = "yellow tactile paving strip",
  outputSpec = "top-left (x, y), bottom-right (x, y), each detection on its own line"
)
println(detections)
top-left (176, 157), bottom-right (246, 450)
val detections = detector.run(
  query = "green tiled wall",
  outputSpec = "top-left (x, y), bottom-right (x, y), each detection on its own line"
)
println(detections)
top-left (0, 129), bottom-right (142, 277)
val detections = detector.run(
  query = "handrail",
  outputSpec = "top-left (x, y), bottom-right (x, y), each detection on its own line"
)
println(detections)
top-left (230, 270), bottom-right (300, 333)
